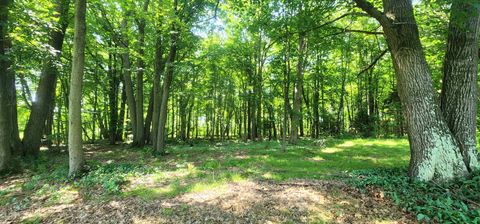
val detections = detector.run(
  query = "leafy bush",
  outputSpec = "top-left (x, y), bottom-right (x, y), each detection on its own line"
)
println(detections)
top-left (75, 162), bottom-right (153, 195)
top-left (348, 168), bottom-right (480, 223)
top-left (19, 162), bottom-right (153, 198)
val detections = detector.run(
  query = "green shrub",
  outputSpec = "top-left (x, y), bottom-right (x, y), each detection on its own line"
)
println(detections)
top-left (348, 168), bottom-right (480, 223)
top-left (75, 162), bottom-right (153, 195)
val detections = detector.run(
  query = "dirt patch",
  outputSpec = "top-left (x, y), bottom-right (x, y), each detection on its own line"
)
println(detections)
top-left (1, 179), bottom-right (414, 224)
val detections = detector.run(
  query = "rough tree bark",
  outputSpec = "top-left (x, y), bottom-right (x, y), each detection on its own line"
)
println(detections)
top-left (354, 0), bottom-right (468, 181)
top-left (440, 0), bottom-right (480, 172)
top-left (68, 0), bottom-right (87, 177)
top-left (23, 0), bottom-right (70, 157)
top-left (0, 0), bottom-right (11, 173)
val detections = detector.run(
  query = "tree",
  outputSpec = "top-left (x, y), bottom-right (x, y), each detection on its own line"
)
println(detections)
top-left (154, 5), bottom-right (178, 154)
top-left (0, 0), bottom-right (11, 173)
top-left (68, 0), bottom-right (87, 177)
top-left (134, 0), bottom-right (150, 147)
top-left (440, 0), bottom-right (480, 172)
top-left (353, 0), bottom-right (468, 181)
top-left (22, 0), bottom-right (71, 157)
top-left (120, 12), bottom-right (138, 145)
top-left (290, 32), bottom-right (306, 144)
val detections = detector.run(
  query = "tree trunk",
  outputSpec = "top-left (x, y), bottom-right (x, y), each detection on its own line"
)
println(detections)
top-left (313, 67), bottom-right (320, 138)
top-left (152, 33), bottom-right (165, 146)
top-left (144, 88), bottom-right (154, 143)
top-left (108, 49), bottom-right (119, 144)
top-left (8, 57), bottom-right (20, 153)
top-left (354, 0), bottom-right (467, 181)
top-left (134, 0), bottom-right (149, 147)
top-left (68, 0), bottom-right (86, 177)
top-left (120, 15), bottom-right (137, 145)
top-left (289, 33), bottom-right (306, 144)
top-left (154, 13), bottom-right (178, 154)
top-left (117, 84), bottom-right (126, 141)
top-left (0, 0), bottom-right (12, 173)
top-left (440, 0), bottom-right (480, 172)
top-left (23, 0), bottom-right (70, 157)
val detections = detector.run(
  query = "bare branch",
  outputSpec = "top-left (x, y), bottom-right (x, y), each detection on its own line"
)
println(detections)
top-left (354, 49), bottom-right (389, 77)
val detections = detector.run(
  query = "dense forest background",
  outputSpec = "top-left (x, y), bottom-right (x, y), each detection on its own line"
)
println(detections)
top-left (10, 0), bottom-right (443, 146)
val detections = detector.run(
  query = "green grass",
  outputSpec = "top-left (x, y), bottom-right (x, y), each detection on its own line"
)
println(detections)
top-left (1, 138), bottom-right (410, 208)
top-left (123, 138), bottom-right (409, 198)
top-left (166, 138), bottom-right (410, 180)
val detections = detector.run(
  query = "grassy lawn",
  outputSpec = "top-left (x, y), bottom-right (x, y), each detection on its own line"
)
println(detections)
top-left (0, 138), bottom-right (412, 223)
top-left (124, 138), bottom-right (409, 200)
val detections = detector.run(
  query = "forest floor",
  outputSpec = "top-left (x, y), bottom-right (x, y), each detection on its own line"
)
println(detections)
top-left (0, 138), bottom-right (416, 223)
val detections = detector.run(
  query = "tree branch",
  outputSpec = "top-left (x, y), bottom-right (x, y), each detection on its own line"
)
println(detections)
top-left (352, 0), bottom-right (392, 28)
top-left (343, 29), bottom-right (383, 35)
top-left (301, 12), bottom-right (369, 34)
top-left (355, 49), bottom-right (389, 77)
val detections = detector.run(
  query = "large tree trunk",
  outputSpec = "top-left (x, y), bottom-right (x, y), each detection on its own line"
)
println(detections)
top-left (23, 0), bottom-right (70, 157)
top-left (0, 0), bottom-right (12, 173)
top-left (440, 0), bottom-right (480, 172)
top-left (354, 0), bottom-right (467, 181)
top-left (68, 0), bottom-right (86, 177)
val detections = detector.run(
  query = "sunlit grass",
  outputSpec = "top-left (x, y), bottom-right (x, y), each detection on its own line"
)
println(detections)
top-left (2, 138), bottom-right (410, 204)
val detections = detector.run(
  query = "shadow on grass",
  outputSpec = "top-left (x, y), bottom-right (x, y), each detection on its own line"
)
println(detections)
top-left (124, 138), bottom-right (410, 199)
top-left (1, 138), bottom-right (411, 223)
top-left (161, 138), bottom-right (410, 180)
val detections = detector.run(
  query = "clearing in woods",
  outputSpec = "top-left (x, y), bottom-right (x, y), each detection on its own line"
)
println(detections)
top-left (0, 139), bottom-right (414, 223)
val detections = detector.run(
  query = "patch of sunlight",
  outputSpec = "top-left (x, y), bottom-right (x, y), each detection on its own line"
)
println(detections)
top-left (309, 210), bottom-right (333, 223)
top-left (338, 200), bottom-right (351, 205)
top-left (190, 173), bottom-right (246, 193)
top-left (20, 203), bottom-right (75, 223)
top-left (234, 154), bottom-right (250, 159)
top-left (45, 185), bottom-right (79, 206)
top-left (338, 140), bottom-right (356, 147)
top-left (124, 185), bottom-right (177, 200)
top-left (20, 215), bottom-right (43, 224)
top-left (189, 181), bottom-right (227, 193)
top-left (126, 173), bottom-right (246, 200)
top-left (322, 147), bottom-right (343, 154)
top-left (375, 139), bottom-right (408, 146)
top-left (152, 169), bottom-right (196, 183)
top-left (352, 156), bottom-right (377, 161)
top-left (133, 216), bottom-right (168, 224)
top-left (374, 220), bottom-right (403, 224)
top-left (309, 156), bottom-right (325, 161)
top-left (262, 172), bottom-right (274, 179)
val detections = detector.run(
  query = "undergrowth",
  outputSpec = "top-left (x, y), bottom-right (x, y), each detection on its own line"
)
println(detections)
top-left (1, 161), bottom-right (154, 210)
top-left (348, 168), bottom-right (480, 223)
